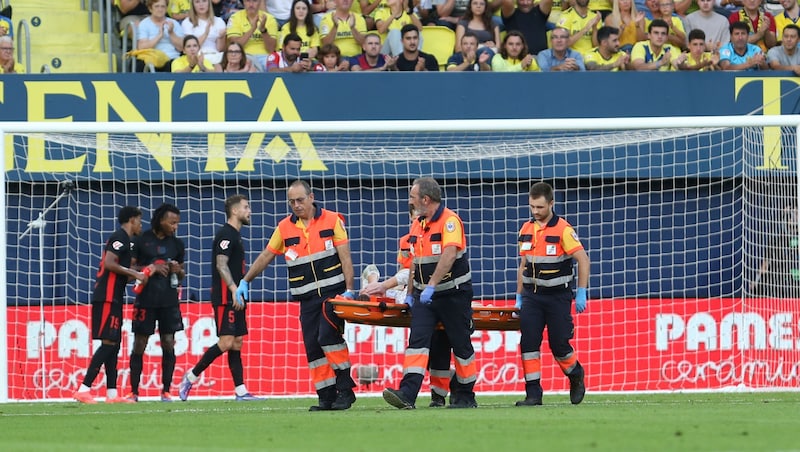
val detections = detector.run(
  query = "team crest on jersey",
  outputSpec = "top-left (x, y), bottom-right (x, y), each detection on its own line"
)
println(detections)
top-left (267, 54), bottom-right (277, 62)
top-left (571, 231), bottom-right (579, 241)
top-left (445, 220), bottom-right (456, 233)
top-left (220, 240), bottom-right (230, 250)
top-left (112, 240), bottom-right (124, 250)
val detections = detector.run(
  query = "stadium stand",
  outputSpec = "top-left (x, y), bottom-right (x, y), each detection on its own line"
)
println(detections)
top-left (13, 0), bottom-right (114, 73)
top-left (420, 25), bottom-right (456, 71)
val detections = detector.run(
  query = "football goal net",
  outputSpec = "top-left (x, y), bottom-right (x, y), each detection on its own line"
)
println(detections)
top-left (1, 116), bottom-right (799, 402)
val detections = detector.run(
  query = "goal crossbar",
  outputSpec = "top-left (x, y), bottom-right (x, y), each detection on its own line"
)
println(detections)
top-left (2, 115), bottom-right (800, 134)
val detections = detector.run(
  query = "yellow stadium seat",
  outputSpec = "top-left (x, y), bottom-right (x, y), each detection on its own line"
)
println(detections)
top-left (421, 26), bottom-right (456, 71)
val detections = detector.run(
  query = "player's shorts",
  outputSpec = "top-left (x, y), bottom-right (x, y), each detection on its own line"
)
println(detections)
top-left (131, 305), bottom-right (185, 336)
top-left (91, 301), bottom-right (124, 342)
top-left (213, 303), bottom-right (248, 337)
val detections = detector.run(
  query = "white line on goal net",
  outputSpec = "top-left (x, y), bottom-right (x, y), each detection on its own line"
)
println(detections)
top-left (2, 115), bottom-right (800, 134)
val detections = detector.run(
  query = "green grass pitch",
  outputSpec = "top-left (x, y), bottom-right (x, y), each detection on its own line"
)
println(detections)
top-left (1, 393), bottom-right (798, 451)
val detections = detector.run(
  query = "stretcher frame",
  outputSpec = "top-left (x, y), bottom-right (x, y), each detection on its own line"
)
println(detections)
top-left (328, 296), bottom-right (520, 330)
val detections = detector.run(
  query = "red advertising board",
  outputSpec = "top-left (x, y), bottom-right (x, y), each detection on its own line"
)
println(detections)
top-left (6, 298), bottom-right (799, 400)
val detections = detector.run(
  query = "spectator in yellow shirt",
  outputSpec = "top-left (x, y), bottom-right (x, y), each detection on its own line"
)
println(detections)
top-left (227, 0), bottom-right (280, 71)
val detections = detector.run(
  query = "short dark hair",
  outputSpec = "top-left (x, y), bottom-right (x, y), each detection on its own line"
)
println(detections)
top-left (462, 31), bottom-right (479, 43)
top-left (729, 21), bottom-right (749, 35)
top-left (151, 203), bottom-right (180, 233)
top-left (648, 19), bottom-right (669, 34)
top-left (687, 29), bottom-right (706, 42)
top-left (182, 34), bottom-right (199, 48)
top-left (225, 195), bottom-right (248, 218)
top-left (118, 206), bottom-right (142, 224)
top-left (529, 182), bottom-right (554, 203)
top-left (401, 24), bottom-right (419, 38)
top-left (283, 32), bottom-right (302, 47)
top-left (412, 177), bottom-right (442, 203)
top-left (784, 24), bottom-right (800, 38)
top-left (597, 26), bottom-right (619, 43)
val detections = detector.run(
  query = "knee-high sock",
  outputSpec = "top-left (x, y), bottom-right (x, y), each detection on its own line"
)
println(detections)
top-left (81, 343), bottom-right (116, 388)
top-left (103, 344), bottom-right (121, 390)
top-left (162, 349), bottom-right (176, 393)
top-left (227, 350), bottom-right (244, 387)
top-left (191, 344), bottom-right (223, 377)
top-left (129, 352), bottom-right (143, 394)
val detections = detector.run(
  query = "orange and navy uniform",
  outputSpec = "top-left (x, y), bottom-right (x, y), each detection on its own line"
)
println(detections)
top-left (397, 233), bottom-right (412, 270)
top-left (517, 214), bottom-right (584, 394)
top-left (399, 230), bottom-right (452, 397)
top-left (518, 215), bottom-right (583, 292)
top-left (210, 223), bottom-right (248, 337)
top-left (91, 228), bottom-right (133, 341)
top-left (408, 206), bottom-right (471, 294)
top-left (266, 204), bottom-right (355, 398)
top-left (397, 204), bottom-right (477, 405)
top-left (268, 206), bottom-right (348, 300)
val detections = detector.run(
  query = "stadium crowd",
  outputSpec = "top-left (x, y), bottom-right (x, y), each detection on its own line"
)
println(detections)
top-left (1, 0), bottom-right (799, 73)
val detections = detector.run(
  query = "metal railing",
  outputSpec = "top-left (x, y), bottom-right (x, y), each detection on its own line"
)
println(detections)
top-left (15, 18), bottom-right (31, 74)
top-left (121, 21), bottom-right (138, 72)
top-left (83, 0), bottom-right (116, 72)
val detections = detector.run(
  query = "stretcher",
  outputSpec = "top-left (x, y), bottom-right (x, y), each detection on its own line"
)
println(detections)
top-left (328, 296), bottom-right (520, 331)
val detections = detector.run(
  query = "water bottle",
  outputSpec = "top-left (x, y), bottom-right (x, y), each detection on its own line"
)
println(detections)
top-left (133, 266), bottom-right (152, 295)
top-left (168, 259), bottom-right (179, 288)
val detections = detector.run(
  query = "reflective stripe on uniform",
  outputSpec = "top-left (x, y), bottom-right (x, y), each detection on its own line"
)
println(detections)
top-left (402, 347), bottom-right (429, 376)
top-left (522, 351), bottom-right (542, 381)
top-left (412, 272), bottom-right (472, 292)
top-left (286, 247), bottom-right (338, 266)
top-left (321, 343), bottom-right (352, 370)
top-left (454, 353), bottom-right (477, 384)
top-left (555, 351), bottom-right (579, 375)
top-left (289, 273), bottom-right (345, 297)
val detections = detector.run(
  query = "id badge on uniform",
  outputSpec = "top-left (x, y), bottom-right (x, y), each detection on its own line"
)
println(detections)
top-left (286, 248), bottom-right (298, 261)
top-left (324, 239), bottom-right (334, 250)
top-left (520, 242), bottom-right (532, 251)
top-left (432, 244), bottom-right (442, 255)
top-left (546, 245), bottom-right (557, 256)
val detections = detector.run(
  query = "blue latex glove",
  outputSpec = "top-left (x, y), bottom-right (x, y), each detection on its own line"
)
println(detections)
top-left (404, 294), bottom-right (414, 308)
top-left (515, 294), bottom-right (523, 310)
top-left (575, 288), bottom-right (588, 313)
top-left (341, 290), bottom-right (356, 300)
top-left (234, 280), bottom-right (249, 308)
top-left (420, 286), bottom-right (435, 304)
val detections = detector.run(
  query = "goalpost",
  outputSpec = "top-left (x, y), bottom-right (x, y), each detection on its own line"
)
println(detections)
top-left (2, 117), bottom-right (800, 402)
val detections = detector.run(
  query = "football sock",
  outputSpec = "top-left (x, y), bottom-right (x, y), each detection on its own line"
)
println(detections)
top-left (228, 350), bottom-right (244, 387)
top-left (104, 344), bottom-right (120, 392)
top-left (191, 344), bottom-right (223, 379)
top-left (162, 348), bottom-right (176, 393)
top-left (129, 352), bottom-right (143, 394)
top-left (82, 343), bottom-right (116, 388)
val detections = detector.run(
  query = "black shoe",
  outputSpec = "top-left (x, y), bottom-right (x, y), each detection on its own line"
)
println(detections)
top-left (447, 397), bottom-right (477, 409)
top-left (515, 397), bottom-right (543, 406)
top-left (309, 400), bottom-right (334, 411)
top-left (382, 388), bottom-right (415, 409)
top-left (429, 393), bottom-right (446, 407)
top-left (331, 389), bottom-right (356, 410)
top-left (569, 372), bottom-right (586, 405)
